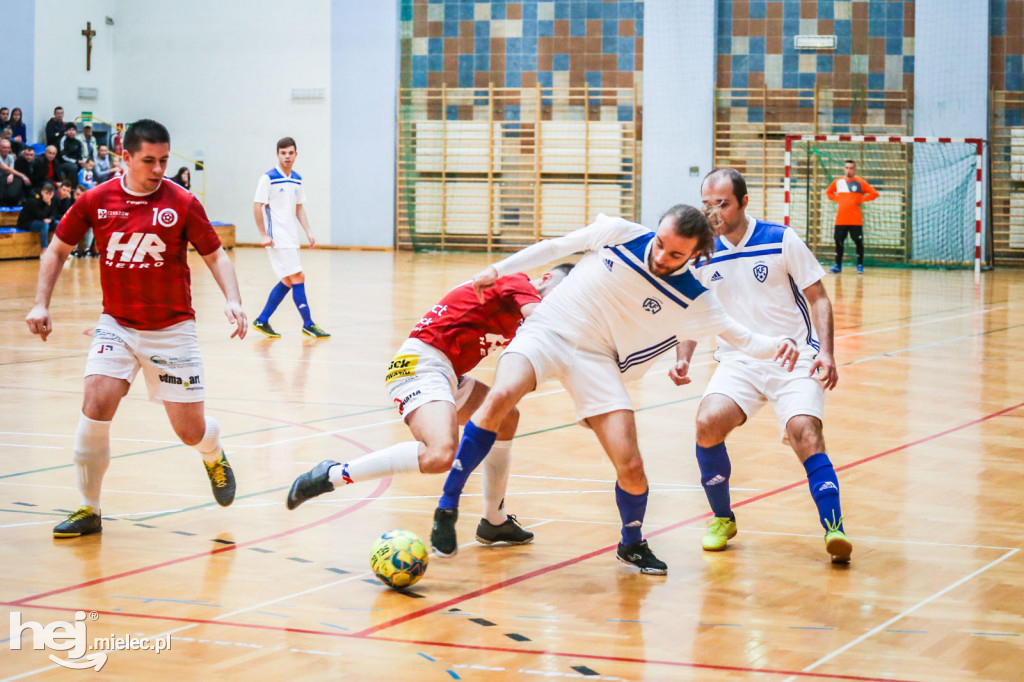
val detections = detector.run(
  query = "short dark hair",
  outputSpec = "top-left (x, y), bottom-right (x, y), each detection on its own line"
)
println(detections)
top-left (41, 182), bottom-right (55, 193)
top-left (54, 106), bottom-right (63, 113)
top-left (702, 167), bottom-right (748, 204)
top-left (844, 159), bottom-right (855, 165)
top-left (0, 107), bottom-right (8, 114)
top-left (277, 137), bottom-right (297, 151)
top-left (124, 119), bottom-right (171, 153)
top-left (65, 122), bottom-right (77, 131)
top-left (658, 204), bottom-right (715, 263)
top-left (551, 263), bottom-right (575, 277)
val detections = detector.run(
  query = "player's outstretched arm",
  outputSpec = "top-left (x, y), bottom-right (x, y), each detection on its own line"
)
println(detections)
top-left (253, 202), bottom-right (273, 247)
top-left (804, 281), bottom-right (838, 390)
top-left (25, 237), bottom-right (76, 342)
top-left (668, 340), bottom-right (698, 386)
top-left (296, 204), bottom-right (316, 248)
top-left (202, 248), bottom-right (247, 339)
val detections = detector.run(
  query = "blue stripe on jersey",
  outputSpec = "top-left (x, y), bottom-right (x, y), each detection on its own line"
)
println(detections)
top-left (265, 205), bottom-right (273, 240)
top-left (746, 220), bottom-right (788, 247)
top-left (700, 247), bottom-right (783, 266)
top-left (607, 235), bottom-right (708, 307)
top-left (266, 168), bottom-right (283, 180)
top-left (617, 336), bottom-right (679, 373)
top-left (788, 275), bottom-right (820, 351)
top-left (270, 179), bottom-right (301, 185)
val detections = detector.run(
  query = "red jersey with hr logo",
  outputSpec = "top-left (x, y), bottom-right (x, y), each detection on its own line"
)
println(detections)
top-left (56, 177), bottom-right (222, 330)
top-left (409, 273), bottom-right (541, 377)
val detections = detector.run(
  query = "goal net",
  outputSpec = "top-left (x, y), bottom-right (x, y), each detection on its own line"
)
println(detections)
top-left (783, 135), bottom-right (984, 272)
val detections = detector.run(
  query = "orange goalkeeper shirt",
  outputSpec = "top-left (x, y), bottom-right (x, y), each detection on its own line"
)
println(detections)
top-left (826, 176), bottom-right (878, 226)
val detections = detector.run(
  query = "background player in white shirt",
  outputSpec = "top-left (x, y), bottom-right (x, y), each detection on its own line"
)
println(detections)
top-left (673, 168), bottom-right (851, 563)
top-left (252, 137), bottom-right (329, 338)
top-left (429, 206), bottom-right (800, 574)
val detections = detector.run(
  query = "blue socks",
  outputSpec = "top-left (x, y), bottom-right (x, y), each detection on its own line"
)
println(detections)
top-left (438, 421), bottom-right (496, 511)
top-left (257, 282), bottom-right (290, 324)
top-left (696, 443), bottom-right (733, 519)
top-left (804, 453), bottom-right (844, 532)
top-left (615, 483), bottom-right (648, 545)
top-left (292, 283), bottom-right (314, 327)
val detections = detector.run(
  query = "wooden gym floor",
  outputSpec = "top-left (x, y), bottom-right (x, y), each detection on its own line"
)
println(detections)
top-left (1, 248), bottom-right (1023, 681)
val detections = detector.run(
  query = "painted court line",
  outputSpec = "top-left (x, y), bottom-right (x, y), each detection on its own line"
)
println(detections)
top-left (793, 548), bottom-right (1020, 679)
top-left (353, 398), bottom-right (1024, 638)
top-left (8, 477), bottom-right (391, 607)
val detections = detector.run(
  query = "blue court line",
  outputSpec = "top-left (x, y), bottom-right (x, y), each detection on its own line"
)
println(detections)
top-left (972, 631), bottom-right (1019, 637)
top-left (320, 622), bottom-right (350, 631)
top-left (0, 353), bottom-right (86, 367)
top-left (514, 615), bottom-right (561, 621)
top-left (417, 652), bottom-right (436, 662)
top-left (112, 596), bottom-right (221, 607)
top-left (256, 611), bottom-right (289, 618)
top-left (0, 508), bottom-right (67, 517)
top-left (698, 622), bottom-right (743, 627)
top-left (446, 671), bottom-right (461, 680)
top-left (886, 629), bottom-right (928, 634)
top-left (606, 618), bottom-right (650, 623)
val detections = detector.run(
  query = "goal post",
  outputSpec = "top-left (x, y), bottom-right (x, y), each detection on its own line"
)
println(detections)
top-left (783, 135), bottom-right (985, 275)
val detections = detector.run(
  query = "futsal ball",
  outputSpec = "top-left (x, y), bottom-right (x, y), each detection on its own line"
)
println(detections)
top-left (370, 529), bottom-right (429, 589)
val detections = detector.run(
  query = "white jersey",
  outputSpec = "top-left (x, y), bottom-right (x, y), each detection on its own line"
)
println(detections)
top-left (693, 214), bottom-right (825, 362)
top-left (491, 214), bottom-right (784, 382)
top-left (254, 166), bottom-right (306, 249)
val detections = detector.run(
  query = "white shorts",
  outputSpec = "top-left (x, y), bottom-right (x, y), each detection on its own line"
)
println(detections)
top-left (504, 323), bottom-right (632, 425)
top-left (385, 338), bottom-right (474, 417)
top-left (703, 359), bottom-right (824, 439)
top-left (267, 247), bottom-right (302, 279)
top-left (85, 314), bottom-right (206, 403)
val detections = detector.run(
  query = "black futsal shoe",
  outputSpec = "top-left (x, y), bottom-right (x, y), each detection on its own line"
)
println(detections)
top-left (430, 507), bottom-right (459, 557)
top-left (616, 540), bottom-right (668, 575)
top-left (475, 515), bottom-right (534, 546)
top-left (286, 459), bottom-right (338, 510)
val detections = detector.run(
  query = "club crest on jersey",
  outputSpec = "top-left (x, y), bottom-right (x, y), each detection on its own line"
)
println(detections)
top-left (753, 262), bottom-right (768, 283)
top-left (642, 297), bottom-right (662, 315)
top-left (603, 258), bottom-right (614, 271)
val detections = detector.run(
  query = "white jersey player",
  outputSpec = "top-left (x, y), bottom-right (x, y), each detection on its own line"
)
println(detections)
top-left (428, 206), bottom-right (800, 574)
top-left (251, 136), bottom-right (329, 338)
top-left (674, 167), bottom-right (852, 564)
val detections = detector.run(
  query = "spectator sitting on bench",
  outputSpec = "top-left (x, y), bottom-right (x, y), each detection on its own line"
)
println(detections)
top-left (8, 108), bottom-right (27, 150)
top-left (1, 137), bottom-right (31, 206)
top-left (14, 145), bottom-right (37, 202)
top-left (59, 123), bottom-right (85, 185)
top-left (94, 145), bottom-right (115, 183)
top-left (17, 181), bottom-right (56, 251)
top-left (77, 158), bottom-right (96, 191)
top-left (45, 106), bottom-right (66, 148)
top-left (33, 146), bottom-right (61, 185)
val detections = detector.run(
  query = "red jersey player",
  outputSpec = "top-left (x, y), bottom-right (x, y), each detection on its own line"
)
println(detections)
top-left (25, 119), bottom-right (247, 538)
top-left (287, 265), bottom-right (572, 552)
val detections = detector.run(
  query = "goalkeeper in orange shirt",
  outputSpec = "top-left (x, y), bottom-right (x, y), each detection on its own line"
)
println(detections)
top-left (826, 160), bottom-right (878, 274)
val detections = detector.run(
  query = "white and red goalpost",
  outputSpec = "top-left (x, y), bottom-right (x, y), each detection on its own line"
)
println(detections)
top-left (784, 135), bottom-right (985, 276)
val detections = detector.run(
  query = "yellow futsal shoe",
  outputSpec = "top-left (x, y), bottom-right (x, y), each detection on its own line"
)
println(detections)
top-left (53, 506), bottom-right (103, 538)
top-left (204, 451), bottom-right (236, 507)
top-left (702, 516), bottom-right (737, 551)
top-left (252, 320), bottom-right (280, 338)
top-left (824, 517), bottom-right (853, 564)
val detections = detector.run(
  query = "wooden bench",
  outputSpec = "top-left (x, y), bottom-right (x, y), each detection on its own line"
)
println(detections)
top-left (0, 222), bottom-right (235, 260)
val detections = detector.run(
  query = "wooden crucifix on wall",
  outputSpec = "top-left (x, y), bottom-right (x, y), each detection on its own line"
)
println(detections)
top-left (82, 21), bottom-right (96, 71)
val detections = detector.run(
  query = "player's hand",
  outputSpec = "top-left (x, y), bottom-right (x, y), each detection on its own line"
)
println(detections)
top-left (25, 305), bottom-right (53, 342)
top-left (809, 351), bottom-right (839, 390)
top-left (225, 301), bottom-right (247, 339)
top-left (774, 337), bottom-right (799, 372)
top-left (260, 234), bottom-right (273, 247)
top-left (471, 266), bottom-right (499, 303)
top-left (668, 358), bottom-right (692, 386)
top-left (308, 236), bottom-right (317, 249)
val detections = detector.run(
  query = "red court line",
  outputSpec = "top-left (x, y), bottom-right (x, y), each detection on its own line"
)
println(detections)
top-left (9, 477), bottom-right (391, 607)
top-left (355, 398), bottom-right (1024, 637)
top-left (0, 603), bottom-right (914, 682)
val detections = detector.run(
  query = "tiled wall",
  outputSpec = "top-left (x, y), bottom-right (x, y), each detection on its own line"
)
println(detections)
top-left (717, 0), bottom-right (915, 127)
top-left (399, 0), bottom-right (644, 120)
top-left (991, 0), bottom-right (1024, 92)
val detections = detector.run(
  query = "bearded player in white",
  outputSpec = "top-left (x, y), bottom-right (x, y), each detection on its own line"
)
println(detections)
top-left (674, 168), bottom-right (852, 564)
top-left (428, 205), bottom-right (800, 574)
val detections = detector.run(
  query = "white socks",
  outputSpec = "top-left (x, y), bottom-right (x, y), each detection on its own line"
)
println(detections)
top-left (74, 413), bottom-right (111, 512)
top-left (482, 440), bottom-right (513, 525)
top-left (195, 416), bottom-right (222, 464)
top-left (329, 441), bottom-right (421, 486)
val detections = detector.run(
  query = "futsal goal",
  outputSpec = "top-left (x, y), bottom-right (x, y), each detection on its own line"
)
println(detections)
top-left (783, 135), bottom-right (984, 274)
